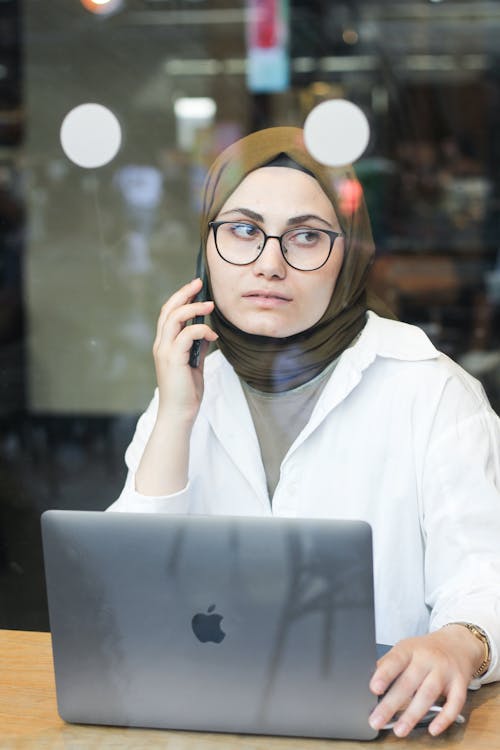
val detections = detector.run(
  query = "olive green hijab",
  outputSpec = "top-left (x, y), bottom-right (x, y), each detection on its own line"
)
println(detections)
top-left (200, 126), bottom-right (389, 392)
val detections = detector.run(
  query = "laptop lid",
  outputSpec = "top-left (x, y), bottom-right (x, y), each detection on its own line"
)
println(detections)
top-left (41, 510), bottom-right (378, 740)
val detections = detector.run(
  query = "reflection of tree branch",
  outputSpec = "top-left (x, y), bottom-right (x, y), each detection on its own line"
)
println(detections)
top-left (161, 517), bottom-right (373, 730)
top-left (259, 529), bottom-right (372, 722)
top-left (321, 588), bottom-right (334, 678)
top-left (165, 524), bottom-right (186, 575)
top-left (259, 531), bottom-right (303, 717)
top-left (164, 519), bottom-right (243, 612)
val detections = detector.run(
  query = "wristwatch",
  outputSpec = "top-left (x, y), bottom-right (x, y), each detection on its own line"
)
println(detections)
top-left (445, 622), bottom-right (491, 678)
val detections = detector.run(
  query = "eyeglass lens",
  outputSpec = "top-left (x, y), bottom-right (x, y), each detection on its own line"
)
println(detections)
top-left (215, 222), bottom-right (334, 271)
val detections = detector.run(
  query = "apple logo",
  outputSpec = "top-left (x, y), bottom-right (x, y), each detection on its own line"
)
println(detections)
top-left (191, 604), bottom-right (226, 644)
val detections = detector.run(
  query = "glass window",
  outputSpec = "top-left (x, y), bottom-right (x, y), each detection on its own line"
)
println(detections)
top-left (1, 0), bottom-right (499, 629)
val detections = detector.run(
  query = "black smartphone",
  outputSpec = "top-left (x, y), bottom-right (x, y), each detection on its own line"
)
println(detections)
top-left (189, 249), bottom-right (209, 368)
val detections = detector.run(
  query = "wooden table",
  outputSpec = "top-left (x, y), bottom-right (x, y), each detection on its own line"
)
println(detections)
top-left (2, 629), bottom-right (500, 749)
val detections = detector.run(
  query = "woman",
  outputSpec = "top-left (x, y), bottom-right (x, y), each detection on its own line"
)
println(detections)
top-left (109, 127), bottom-right (500, 736)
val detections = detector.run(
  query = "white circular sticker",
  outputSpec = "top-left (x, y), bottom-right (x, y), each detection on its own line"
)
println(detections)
top-left (304, 99), bottom-right (370, 167)
top-left (60, 103), bottom-right (122, 169)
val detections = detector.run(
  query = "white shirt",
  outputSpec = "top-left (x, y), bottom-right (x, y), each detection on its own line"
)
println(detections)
top-left (109, 311), bottom-right (500, 683)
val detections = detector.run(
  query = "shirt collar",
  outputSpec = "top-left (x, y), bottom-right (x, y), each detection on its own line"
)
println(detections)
top-left (364, 310), bottom-right (440, 361)
top-left (336, 310), bottom-right (439, 382)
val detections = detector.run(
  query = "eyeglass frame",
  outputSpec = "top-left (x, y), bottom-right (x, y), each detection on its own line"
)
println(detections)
top-left (208, 220), bottom-right (345, 272)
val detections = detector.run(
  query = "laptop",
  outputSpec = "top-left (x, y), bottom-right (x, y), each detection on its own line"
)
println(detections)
top-left (41, 510), bottom-right (379, 740)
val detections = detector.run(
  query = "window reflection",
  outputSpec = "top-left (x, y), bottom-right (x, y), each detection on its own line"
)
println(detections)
top-left (1, 0), bottom-right (500, 629)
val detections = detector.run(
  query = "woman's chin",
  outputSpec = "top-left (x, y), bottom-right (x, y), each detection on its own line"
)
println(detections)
top-left (235, 319), bottom-right (296, 338)
top-left (220, 306), bottom-right (308, 338)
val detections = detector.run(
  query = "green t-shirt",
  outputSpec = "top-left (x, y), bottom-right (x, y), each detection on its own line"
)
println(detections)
top-left (240, 356), bottom-right (339, 502)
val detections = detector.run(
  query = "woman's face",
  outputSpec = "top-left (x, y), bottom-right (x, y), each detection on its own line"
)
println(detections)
top-left (206, 166), bottom-right (345, 338)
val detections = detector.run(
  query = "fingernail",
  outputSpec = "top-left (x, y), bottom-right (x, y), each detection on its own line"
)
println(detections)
top-left (394, 721), bottom-right (409, 737)
top-left (370, 679), bottom-right (385, 694)
top-left (429, 722), bottom-right (442, 736)
top-left (369, 713), bottom-right (383, 730)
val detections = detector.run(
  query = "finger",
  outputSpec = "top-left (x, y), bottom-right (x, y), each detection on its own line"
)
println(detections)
top-left (154, 301), bottom-right (214, 353)
top-left (155, 278), bottom-right (204, 336)
top-left (391, 672), bottom-right (442, 737)
top-left (173, 300), bottom-right (215, 327)
top-left (155, 280), bottom-right (205, 339)
top-left (428, 681), bottom-right (467, 737)
top-left (164, 277), bottom-right (204, 313)
top-left (370, 647), bottom-right (411, 696)
top-left (369, 663), bottom-right (426, 731)
top-left (166, 324), bottom-right (218, 364)
top-left (156, 299), bottom-right (214, 342)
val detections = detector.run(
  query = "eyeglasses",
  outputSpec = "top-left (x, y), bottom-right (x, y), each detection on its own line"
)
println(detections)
top-left (209, 221), bottom-right (344, 272)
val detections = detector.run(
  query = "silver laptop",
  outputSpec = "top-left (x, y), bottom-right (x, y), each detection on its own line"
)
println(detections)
top-left (41, 510), bottom-right (378, 741)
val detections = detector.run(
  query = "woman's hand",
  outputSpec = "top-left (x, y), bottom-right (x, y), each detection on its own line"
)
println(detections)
top-left (368, 625), bottom-right (484, 737)
top-left (153, 277), bottom-right (218, 425)
top-left (135, 277), bottom-right (218, 497)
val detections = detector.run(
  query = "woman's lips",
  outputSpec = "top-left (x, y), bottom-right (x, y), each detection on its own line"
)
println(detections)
top-left (242, 290), bottom-right (292, 307)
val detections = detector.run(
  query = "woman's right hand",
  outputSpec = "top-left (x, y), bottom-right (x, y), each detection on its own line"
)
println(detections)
top-left (152, 277), bottom-right (218, 427)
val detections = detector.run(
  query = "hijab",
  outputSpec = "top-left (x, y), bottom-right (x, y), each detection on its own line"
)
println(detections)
top-left (199, 126), bottom-right (391, 392)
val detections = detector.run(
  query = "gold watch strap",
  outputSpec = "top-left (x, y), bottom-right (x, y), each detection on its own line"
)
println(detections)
top-left (444, 622), bottom-right (491, 678)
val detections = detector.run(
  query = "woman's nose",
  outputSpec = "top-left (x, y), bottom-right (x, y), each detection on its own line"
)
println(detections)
top-left (252, 236), bottom-right (286, 278)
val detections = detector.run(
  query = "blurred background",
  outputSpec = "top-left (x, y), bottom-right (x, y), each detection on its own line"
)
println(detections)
top-left (1, 0), bottom-right (500, 630)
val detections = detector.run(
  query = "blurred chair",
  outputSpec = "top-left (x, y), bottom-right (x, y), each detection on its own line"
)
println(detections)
top-left (370, 253), bottom-right (460, 321)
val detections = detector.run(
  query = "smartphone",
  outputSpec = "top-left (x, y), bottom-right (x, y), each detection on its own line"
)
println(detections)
top-left (189, 249), bottom-right (209, 368)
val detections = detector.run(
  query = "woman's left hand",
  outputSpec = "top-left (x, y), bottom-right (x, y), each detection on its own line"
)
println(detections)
top-left (368, 625), bottom-right (484, 737)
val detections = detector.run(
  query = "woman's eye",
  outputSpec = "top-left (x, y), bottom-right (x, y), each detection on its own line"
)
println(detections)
top-left (230, 223), bottom-right (259, 240)
top-left (290, 229), bottom-right (321, 246)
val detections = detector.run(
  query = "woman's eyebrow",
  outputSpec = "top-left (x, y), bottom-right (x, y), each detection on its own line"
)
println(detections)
top-left (286, 214), bottom-right (334, 228)
top-left (217, 208), bottom-right (336, 229)
top-left (218, 207), bottom-right (263, 222)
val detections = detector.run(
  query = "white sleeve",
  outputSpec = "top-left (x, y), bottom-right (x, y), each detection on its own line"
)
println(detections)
top-left (106, 389), bottom-right (191, 514)
top-left (422, 369), bottom-right (500, 684)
